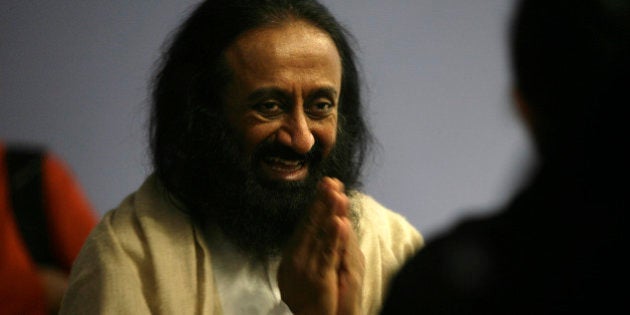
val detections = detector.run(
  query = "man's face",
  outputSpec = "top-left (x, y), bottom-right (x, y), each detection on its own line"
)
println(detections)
top-left (222, 20), bottom-right (342, 184)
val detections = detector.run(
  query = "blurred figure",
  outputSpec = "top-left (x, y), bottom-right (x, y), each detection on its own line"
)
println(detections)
top-left (0, 142), bottom-right (98, 314)
top-left (381, 0), bottom-right (629, 313)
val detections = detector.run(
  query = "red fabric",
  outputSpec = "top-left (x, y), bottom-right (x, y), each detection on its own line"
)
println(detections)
top-left (0, 144), bottom-right (98, 314)
top-left (41, 153), bottom-right (99, 271)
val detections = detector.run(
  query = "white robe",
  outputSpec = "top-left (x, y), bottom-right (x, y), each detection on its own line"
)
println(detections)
top-left (60, 175), bottom-right (422, 315)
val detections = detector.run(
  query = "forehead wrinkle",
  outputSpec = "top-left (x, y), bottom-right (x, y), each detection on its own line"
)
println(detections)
top-left (224, 20), bottom-right (342, 107)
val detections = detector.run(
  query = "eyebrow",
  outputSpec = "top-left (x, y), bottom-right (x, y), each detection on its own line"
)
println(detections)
top-left (246, 86), bottom-right (339, 103)
top-left (308, 87), bottom-right (338, 101)
top-left (246, 87), bottom-right (290, 103)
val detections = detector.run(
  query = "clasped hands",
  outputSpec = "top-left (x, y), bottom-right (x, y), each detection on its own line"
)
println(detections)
top-left (278, 177), bottom-right (365, 315)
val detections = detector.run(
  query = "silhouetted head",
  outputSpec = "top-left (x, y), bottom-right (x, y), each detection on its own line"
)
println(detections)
top-left (511, 0), bottom-right (630, 166)
top-left (149, 0), bottom-right (371, 256)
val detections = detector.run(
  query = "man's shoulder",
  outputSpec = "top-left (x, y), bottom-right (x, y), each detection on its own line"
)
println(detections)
top-left (350, 191), bottom-right (423, 260)
top-left (92, 175), bottom-right (195, 251)
top-left (63, 175), bottom-right (216, 314)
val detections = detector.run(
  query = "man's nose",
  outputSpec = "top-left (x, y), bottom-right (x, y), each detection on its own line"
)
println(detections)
top-left (276, 111), bottom-right (315, 154)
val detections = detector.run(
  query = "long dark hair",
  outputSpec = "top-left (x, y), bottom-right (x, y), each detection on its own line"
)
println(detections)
top-left (150, 0), bottom-right (372, 213)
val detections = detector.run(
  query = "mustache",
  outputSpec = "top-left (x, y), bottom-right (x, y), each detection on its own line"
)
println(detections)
top-left (252, 140), bottom-right (324, 164)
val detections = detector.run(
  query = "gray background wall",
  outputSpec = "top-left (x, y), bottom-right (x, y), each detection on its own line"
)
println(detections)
top-left (1, 0), bottom-right (532, 239)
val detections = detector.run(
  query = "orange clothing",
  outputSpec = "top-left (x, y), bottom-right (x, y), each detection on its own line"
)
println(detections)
top-left (0, 143), bottom-right (98, 315)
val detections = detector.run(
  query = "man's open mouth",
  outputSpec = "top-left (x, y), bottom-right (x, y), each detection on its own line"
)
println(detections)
top-left (263, 157), bottom-right (306, 172)
top-left (258, 156), bottom-right (310, 181)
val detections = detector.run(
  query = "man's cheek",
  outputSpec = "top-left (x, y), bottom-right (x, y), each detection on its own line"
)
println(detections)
top-left (320, 131), bottom-right (338, 159)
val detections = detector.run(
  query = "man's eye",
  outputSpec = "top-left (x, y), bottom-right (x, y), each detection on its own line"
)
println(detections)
top-left (254, 101), bottom-right (282, 115)
top-left (307, 101), bottom-right (334, 118)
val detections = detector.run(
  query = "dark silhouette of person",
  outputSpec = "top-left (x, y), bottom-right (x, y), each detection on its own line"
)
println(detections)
top-left (380, 0), bottom-right (629, 313)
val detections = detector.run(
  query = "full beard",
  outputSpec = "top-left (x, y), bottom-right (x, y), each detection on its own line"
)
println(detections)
top-left (194, 118), bottom-right (344, 259)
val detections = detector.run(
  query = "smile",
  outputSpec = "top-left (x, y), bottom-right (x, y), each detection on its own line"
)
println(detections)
top-left (264, 157), bottom-right (305, 172)
top-left (262, 157), bottom-right (309, 181)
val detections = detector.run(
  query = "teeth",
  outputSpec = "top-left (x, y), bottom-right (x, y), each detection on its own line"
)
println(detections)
top-left (271, 164), bottom-right (300, 172)
top-left (266, 157), bottom-right (303, 167)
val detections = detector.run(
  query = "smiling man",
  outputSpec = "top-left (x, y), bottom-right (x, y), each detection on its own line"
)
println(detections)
top-left (60, 1), bottom-right (422, 314)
